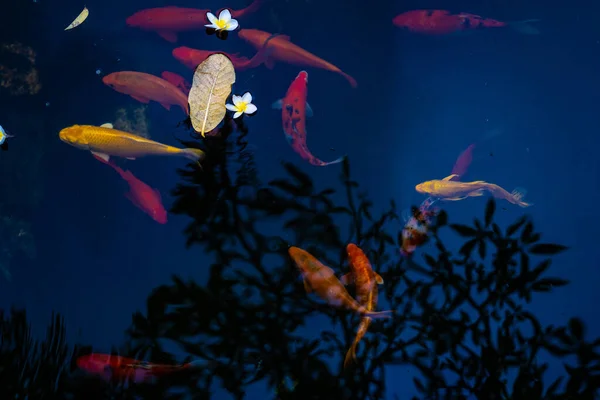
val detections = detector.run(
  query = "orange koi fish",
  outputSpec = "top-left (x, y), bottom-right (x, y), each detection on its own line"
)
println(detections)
top-left (237, 29), bottom-right (357, 87)
top-left (341, 244), bottom-right (384, 368)
top-left (59, 122), bottom-right (204, 163)
top-left (93, 155), bottom-right (167, 224)
top-left (125, 0), bottom-right (265, 42)
top-left (173, 47), bottom-right (267, 72)
top-left (273, 71), bottom-right (344, 166)
top-left (103, 71), bottom-right (189, 115)
top-left (160, 71), bottom-right (191, 96)
top-left (393, 10), bottom-right (539, 35)
top-left (289, 246), bottom-right (392, 318)
top-left (77, 353), bottom-right (205, 382)
top-left (416, 175), bottom-right (531, 207)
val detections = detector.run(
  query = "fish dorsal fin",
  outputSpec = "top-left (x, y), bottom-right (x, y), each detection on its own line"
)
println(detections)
top-left (100, 123), bottom-right (114, 129)
top-left (375, 273), bottom-right (384, 285)
top-left (442, 174), bottom-right (459, 181)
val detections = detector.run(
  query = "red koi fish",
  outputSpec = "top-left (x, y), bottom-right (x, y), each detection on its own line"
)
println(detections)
top-left (160, 71), bottom-right (191, 96)
top-left (341, 244), bottom-right (384, 368)
top-left (94, 154), bottom-right (167, 224)
top-left (393, 10), bottom-right (539, 35)
top-left (273, 71), bottom-right (345, 167)
top-left (172, 47), bottom-right (267, 72)
top-left (103, 71), bottom-right (188, 115)
top-left (238, 29), bottom-right (357, 87)
top-left (77, 353), bottom-right (204, 382)
top-left (289, 246), bottom-right (392, 318)
top-left (400, 198), bottom-right (438, 257)
top-left (126, 0), bottom-right (265, 42)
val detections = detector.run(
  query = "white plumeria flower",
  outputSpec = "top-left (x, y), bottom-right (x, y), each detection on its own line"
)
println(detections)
top-left (226, 92), bottom-right (257, 119)
top-left (205, 9), bottom-right (239, 31)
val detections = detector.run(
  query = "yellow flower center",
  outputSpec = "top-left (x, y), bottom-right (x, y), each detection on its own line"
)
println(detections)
top-left (237, 102), bottom-right (247, 112)
top-left (216, 19), bottom-right (229, 30)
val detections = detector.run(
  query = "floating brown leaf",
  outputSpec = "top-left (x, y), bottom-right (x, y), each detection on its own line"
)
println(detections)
top-left (188, 53), bottom-right (236, 137)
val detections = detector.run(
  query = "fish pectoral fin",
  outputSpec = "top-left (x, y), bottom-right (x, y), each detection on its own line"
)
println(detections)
top-left (126, 157), bottom-right (136, 160)
top-left (469, 189), bottom-right (486, 197)
top-left (444, 196), bottom-right (468, 201)
top-left (157, 31), bottom-right (178, 42)
top-left (100, 122), bottom-right (114, 129)
top-left (442, 174), bottom-right (460, 181)
top-left (131, 94), bottom-right (150, 104)
top-left (303, 279), bottom-right (312, 293)
top-left (375, 273), bottom-right (384, 285)
top-left (305, 102), bottom-right (313, 117)
top-left (340, 273), bottom-right (354, 286)
top-left (272, 99), bottom-right (283, 109)
top-left (160, 103), bottom-right (171, 111)
top-left (91, 151), bottom-right (110, 163)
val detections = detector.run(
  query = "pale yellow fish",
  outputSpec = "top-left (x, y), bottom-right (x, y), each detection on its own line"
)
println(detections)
top-left (65, 7), bottom-right (89, 31)
top-left (59, 122), bottom-right (205, 163)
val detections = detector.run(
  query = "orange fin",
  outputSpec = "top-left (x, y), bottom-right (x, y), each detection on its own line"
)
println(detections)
top-left (160, 102), bottom-right (171, 111)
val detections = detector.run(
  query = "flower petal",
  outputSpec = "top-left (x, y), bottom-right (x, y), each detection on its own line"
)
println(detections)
top-left (241, 92), bottom-right (252, 104)
top-left (226, 103), bottom-right (238, 112)
top-left (232, 95), bottom-right (242, 106)
top-left (206, 12), bottom-right (218, 25)
top-left (219, 9), bottom-right (232, 23)
top-left (245, 103), bottom-right (257, 114)
top-left (233, 111), bottom-right (242, 119)
top-left (205, 23), bottom-right (218, 29)
top-left (226, 19), bottom-right (239, 31)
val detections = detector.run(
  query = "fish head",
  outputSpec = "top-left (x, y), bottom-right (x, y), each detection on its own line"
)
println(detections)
top-left (59, 126), bottom-right (89, 148)
top-left (101, 73), bottom-right (126, 91)
top-left (415, 180), bottom-right (434, 194)
top-left (172, 47), bottom-right (199, 69)
top-left (288, 246), bottom-right (321, 274)
top-left (236, 29), bottom-right (265, 45)
top-left (125, 10), bottom-right (152, 27)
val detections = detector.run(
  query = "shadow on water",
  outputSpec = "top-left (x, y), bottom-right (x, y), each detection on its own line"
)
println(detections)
top-left (1, 120), bottom-right (600, 399)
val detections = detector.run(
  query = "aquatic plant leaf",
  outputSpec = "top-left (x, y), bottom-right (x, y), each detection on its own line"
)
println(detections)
top-left (188, 53), bottom-right (236, 137)
top-left (436, 210), bottom-right (448, 226)
top-left (506, 215), bottom-right (527, 237)
top-left (484, 198), bottom-right (495, 227)
top-left (529, 243), bottom-right (569, 255)
top-left (568, 318), bottom-right (585, 341)
top-left (531, 277), bottom-right (569, 292)
top-left (450, 224), bottom-right (477, 237)
top-left (459, 239), bottom-right (477, 257)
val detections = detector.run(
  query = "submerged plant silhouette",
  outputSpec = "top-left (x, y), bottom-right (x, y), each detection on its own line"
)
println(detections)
top-left (2, 126), bottom-right (599, 400)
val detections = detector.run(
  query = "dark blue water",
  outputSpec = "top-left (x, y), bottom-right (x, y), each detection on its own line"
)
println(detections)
top-left (1, 0), bottom-right (599, 398)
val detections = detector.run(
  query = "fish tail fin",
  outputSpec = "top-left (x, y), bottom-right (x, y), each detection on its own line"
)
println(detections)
top-left (340, 71), bottom-right (358, 88)
top-left (343, 317), bottom-right (372, 369)
top-left (511, 187), bottom-right (533, 207)
top-left (343, 344), bottom-right (357, 369)
top-left (362, 309), bottom-right (393, 319)
top-left (312, 155), bottom-right (346, 167)
top-left (183, 148), bottom-right (206, 164)
top-left (508, 19), bottom-right (540, 35)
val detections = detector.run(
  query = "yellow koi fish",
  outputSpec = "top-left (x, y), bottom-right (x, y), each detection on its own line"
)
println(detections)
top-left (65, 7), bottom-right (89, 31)
top-left (288, 246), bottom-right (392, 319)
top-left (341, 243), bottom-right (384, 368)
top-left (415, 174), bottom-right (531, 207)
top-left (59, 123), bottom-right (204, 163)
